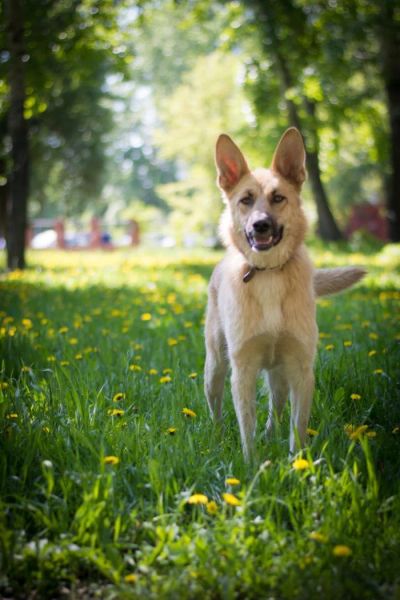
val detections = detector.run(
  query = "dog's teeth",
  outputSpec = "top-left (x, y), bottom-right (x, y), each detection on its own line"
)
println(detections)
top-left (267, 236), bottom-right (273, 244)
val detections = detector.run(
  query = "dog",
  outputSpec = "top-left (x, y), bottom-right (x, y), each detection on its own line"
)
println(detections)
top-left (204, 128), bottom-right (365, 461)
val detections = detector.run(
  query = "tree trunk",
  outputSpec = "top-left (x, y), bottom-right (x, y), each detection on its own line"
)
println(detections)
top-left (380, 3), bottom-right (400, 242)
top-left (0, 158), bottom-right (9, 239)
top-left (5, 0), bottom-right (29, 270)
top-left (257, 2), bottom-right (343, 241)
top-left (276, 59), bottom-right (343, 240)
top-left (306, 151), bottom-right (343, 240)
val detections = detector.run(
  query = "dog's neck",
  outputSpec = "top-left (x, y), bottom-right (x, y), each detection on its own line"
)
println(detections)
top-left (242, 255), bottom-right (292, 283)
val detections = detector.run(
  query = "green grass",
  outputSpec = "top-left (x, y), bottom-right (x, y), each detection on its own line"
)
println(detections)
top-left (0, 245), bottom-right (399, 599)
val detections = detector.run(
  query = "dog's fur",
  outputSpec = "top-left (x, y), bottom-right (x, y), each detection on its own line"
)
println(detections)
top-left (204, 128), bottom-right (365, 460)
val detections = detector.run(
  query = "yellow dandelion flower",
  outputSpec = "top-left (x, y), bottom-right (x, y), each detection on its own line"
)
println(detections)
top-left (107, 408), bottom-right (125, 417)
top-left (319, 332), bottom-right (331, 339)
top-left (345, 424), bottom-right (368, 440)
top-left (182, 408), bottom-right (196, 418)
top-left (222, 493), bottom-right (241, 507)
top-left (292, 458), bottom-right (311, 470)
top-left (350, 394), bottom-right (361, 400)
top-left (187, 493), bottom-right (208, 505)
top-left (184, 321), bottom-right (193, 328)
top-left (47, 355), bottom-right (56, 362)
top-left (309, 531), bottom-right (328, 543)
top-left (103, 455), bottom-right (120, 465)
top-left (369, 332), bottom-right (378, 340)
top-left (343, 340), bottom-right (352, 347)
top-left (167, 427), bottom-right (177, 435)
top-left (6, 413), bottom-right (18, 420)
top-left (75, 353), bottom-right (83, 360)
top-left (22, 318), bottom-right (33, 329)
top-left (163, 368), bottom-right (173, 374)
top-left (325, 344), bottom-right (335, 351)
top-left (167, 338), bottom-right (178, 347)
top-left (368, 350), bottom-right (377, 357)
top-left (129, 364), bottom-right (142, 372)
top-left (148, 368), bottom-right (158, 375)
top-left (141, 313), bottom-right (152, 321)
top-left (188, 372), bottom-right (198, 379)
top-left (124, 574), bottom-right (138, 583)
top-left (159, 375), bottom-right (172, 384)
top-left (60, 360), bottom-right (70, 367)
top-left (366, 431), bottom-right (377, 438)
top-left (21, 366), bottom-right (32, 373)
top-left (69, 338), bottom-right (78, 345)
top-left (113, 392), bottom-right (125, 402)
top-left (207, 500), bottom-right (218, 515)
top-left (373, 369), bottom-right (383, 375)
top-left (333, 545), bottom-right (352, 557)
top-left (0, 381), bottom-right (9, 389)
top-left (306, 428), bottom-right (318, 436)
top-left (225, 477), bottom-right (240, 486)
top-left (58, 326), bottom-right (68, 334)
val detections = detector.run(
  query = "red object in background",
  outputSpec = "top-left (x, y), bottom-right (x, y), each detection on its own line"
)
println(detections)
top-left (129, 219), bottom-right (140, 246)
top-left (346, 203), bottom-right (389, 241)
top-left (55, 219), bottom-right (65, 249)
top-left (90, 217), bottom-right (102, 248)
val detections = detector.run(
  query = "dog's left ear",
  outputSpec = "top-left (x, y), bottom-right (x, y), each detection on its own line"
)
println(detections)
top-left (271, 128), bottom-right (306, 187)
top-left (215, 134), bottom-right (249, 192)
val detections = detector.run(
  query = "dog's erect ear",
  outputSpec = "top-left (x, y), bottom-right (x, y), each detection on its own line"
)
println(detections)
top-left (271, 128), bottom-right (306, 187)
top-left (215, 134), bottom-right (249, 192)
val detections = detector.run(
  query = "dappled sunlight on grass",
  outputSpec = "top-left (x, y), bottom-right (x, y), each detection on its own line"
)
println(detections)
top-left (0, 247), bottom-right (399, 597)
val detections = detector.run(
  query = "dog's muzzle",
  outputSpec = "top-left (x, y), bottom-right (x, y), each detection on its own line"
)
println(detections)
top-left (245, 214), bottom-right (284, 252)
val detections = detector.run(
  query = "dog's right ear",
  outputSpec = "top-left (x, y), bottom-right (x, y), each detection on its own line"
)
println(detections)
top-left (215, 134), bottom-right (249, 192)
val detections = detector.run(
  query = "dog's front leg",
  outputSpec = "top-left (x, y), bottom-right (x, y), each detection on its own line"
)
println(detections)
top-left (204, 341), bottom-right (228, 421)
top-left (231, 360), bottom-right (259, 461)
top-left (204, 294), bottom-right (228, 421)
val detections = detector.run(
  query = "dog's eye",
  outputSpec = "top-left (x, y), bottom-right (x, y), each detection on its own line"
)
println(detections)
top-left (240, 195), bottom-right (254, 206)
top-left (272, 194), bottom-right (286, 204)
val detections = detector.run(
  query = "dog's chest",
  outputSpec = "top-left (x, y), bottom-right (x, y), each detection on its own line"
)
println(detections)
top-left (220, 273), bottom-right (285, 347)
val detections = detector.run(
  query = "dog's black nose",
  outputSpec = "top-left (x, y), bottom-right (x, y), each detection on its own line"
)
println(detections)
top-left (253, 218), bottom-right (271, 233)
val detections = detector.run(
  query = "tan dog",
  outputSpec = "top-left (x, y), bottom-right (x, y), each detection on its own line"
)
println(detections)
top-left (204, 128), bottom-right (365, 460)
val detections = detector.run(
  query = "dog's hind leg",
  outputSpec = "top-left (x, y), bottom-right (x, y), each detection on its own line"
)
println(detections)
top-left (265, 367), bottom-right (289, 438)
top-left (287, 365), bottom-right (315, 454)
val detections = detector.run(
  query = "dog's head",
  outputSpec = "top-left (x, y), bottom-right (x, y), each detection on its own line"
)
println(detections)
top-left (215, 128), bottom-right (308, 268)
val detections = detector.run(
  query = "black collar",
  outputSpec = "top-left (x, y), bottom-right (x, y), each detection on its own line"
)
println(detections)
top-left (243, 266), bottom-right (266, 283)
top-left (242, 257), bottom-right (291, 283)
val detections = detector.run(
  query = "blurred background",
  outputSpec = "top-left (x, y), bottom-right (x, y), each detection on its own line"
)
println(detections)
top-left (1, 0), bottom-right (399, 269)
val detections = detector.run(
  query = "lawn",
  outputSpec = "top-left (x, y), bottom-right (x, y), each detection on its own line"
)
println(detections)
top-left (0, 244), bottom-right (399, 599)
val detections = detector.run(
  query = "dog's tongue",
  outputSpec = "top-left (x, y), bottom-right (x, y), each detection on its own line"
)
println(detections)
top-left (253, 235), bottom-right (273, 250)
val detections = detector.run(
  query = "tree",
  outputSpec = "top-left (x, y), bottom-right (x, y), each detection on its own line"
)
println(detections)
top-left (4, 0), bottom-right (29, 269)
top-left (154, 51), bottom-right (250, 240)
top-left (380, 1), bottom-right (400, 241)
top-left (0, 0), bottom-right (128, 268)
top-left (241, 0), bottom-right (343, 241)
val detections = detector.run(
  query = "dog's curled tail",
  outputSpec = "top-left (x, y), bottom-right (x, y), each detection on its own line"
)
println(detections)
top-left (314, 267), bottom-right (366, 297)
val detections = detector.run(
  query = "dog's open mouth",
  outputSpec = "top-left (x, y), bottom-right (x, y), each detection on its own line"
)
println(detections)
top-left (246, 225), bottom-right (284, 252)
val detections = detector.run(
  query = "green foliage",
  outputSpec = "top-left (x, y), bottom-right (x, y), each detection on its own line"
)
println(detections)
top-left (155, 50), bottom-right (250, 237)
top-left (0, 247), bottom-right (399, 597)
top-left (0, 0), bottom-right (129, 217)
